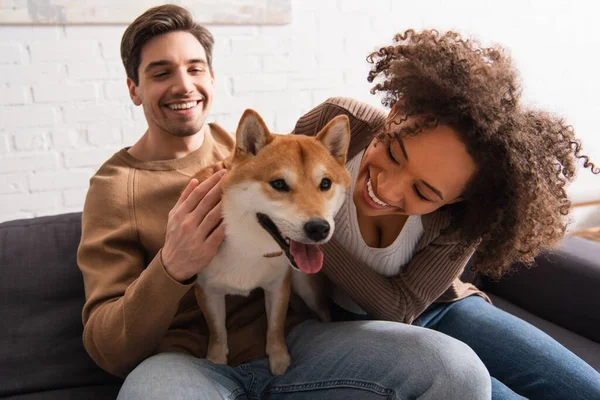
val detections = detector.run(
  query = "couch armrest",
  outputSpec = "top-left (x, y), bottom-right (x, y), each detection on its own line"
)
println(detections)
top-left (482, 237), bottom-right (600, 343)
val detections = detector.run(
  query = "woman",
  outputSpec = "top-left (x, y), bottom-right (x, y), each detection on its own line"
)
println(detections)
top-left (294, 29), bottom-right (600, 399)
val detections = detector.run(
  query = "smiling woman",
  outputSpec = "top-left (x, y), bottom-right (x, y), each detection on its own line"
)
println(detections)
top-left (294, 28), bottom-right (600, 400)
top-left (354, 119), bottom-right (476, 218)
top-left (367, 30), bottom-right (599, 278)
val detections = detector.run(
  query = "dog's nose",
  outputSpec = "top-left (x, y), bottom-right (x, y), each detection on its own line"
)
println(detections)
top-left (304, 219), bottom-right (330, 241)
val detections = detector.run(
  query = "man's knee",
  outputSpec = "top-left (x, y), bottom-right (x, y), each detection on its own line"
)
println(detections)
top-left (117, 353), bottom-right (234, 400)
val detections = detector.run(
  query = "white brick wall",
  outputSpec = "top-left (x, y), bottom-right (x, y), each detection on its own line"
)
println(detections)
top-left (0, 86), bottom-right (29, 105)
top-left (0, 43), bottom-right (25, 64)
top-left (0, 153), bottom-right (60, 173)
top-left (0, 63), bottom-right (66, 84)
top-left (0, 135), bottom-right (9, 153)
top-left (13, 129), bottom-right (50, 151)
top-left (1, 106), bottom-right (58, 128)
top-left (1, 0), bottom-right (599, 227)
top-left (33, 82), bottom-right (99, 103)
top-left (29, 40), bottom-right (100, 63)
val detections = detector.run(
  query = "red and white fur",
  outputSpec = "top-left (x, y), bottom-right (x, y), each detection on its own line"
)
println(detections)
top-left (194, 109), bottom-right (351, 375)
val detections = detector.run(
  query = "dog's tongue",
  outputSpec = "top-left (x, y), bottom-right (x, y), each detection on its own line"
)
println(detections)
top-left (290, 240), bottom-right (323, 274)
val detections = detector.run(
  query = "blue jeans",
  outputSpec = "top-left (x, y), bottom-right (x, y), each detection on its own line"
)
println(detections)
top-left (414, 295), bottom-right (600, 400)
top-left (117, 320), bottom-right (491, 399)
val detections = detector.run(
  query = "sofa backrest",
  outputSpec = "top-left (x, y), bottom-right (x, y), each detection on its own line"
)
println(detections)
top-left (483, 236), bottom-right (600, 343)
top-left (0, 213), bottom-right (122, 398)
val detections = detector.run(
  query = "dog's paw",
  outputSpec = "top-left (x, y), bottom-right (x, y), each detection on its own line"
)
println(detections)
top-left (316, 307), bottom-right (331, 323)
top-left (206, 344), bottom-right (229, 365)
top-left (207, 352), bottom-right (228, 365)
top-left (268, 348), bottom-right (291, 376)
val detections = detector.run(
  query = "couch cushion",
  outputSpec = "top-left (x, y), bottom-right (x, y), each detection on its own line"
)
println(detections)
top-left (487, 293), bottom-right (600, 373)
top-left (3, 385), bottom-right (121, 400)
top-left (483, 237), bottom-right (600, 343)
top-left (0, 213), bottom-right (122, 398)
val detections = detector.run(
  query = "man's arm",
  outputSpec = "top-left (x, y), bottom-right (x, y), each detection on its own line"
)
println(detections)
top-left (161, 170), bottom-right (226, 282)
top-left (78, 169), bottom-right (226, 377)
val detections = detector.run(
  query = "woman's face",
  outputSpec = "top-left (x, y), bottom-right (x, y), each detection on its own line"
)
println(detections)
top-left (353, 110), bottom-right (478, 218)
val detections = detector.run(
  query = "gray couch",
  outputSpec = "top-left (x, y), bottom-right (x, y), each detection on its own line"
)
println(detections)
top-left (1, 212), bottom-right (599, 399)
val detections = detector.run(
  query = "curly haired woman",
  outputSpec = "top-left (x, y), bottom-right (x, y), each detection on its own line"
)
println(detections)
top-left (294, 29), bottom-right (600, 399)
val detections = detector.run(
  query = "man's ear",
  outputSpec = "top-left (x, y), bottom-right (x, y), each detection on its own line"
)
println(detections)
top-left (235, 109), bottom-right (273, 156)
top-left (127, 78), bottom-right (142, 106)
top-left (315, 115), bottom-right (350, 164)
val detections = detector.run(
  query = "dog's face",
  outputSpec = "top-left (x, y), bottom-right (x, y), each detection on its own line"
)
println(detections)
top-left (222, 109), bottom-right (351, 274)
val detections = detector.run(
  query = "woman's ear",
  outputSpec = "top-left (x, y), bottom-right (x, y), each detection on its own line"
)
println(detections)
top-left (388, 101), bottom-right (404, 120)
top-left (446, 197), bottom-right (464, 205)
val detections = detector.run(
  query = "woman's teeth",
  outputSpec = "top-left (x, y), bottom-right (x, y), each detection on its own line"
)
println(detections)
top-left (367, 179), bottom-right (389, 207)
top-left (168, 101), bottom-right (197, 110)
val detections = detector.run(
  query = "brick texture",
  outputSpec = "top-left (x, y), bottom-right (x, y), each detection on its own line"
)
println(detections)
top-left (0, 0), bottom-right (598, 223)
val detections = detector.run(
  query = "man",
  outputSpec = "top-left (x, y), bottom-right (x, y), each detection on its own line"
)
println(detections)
top-left (78, 5), bottom-right (491, 399)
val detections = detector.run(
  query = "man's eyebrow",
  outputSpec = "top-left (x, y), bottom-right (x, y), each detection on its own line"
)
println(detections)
top-left (188, 58), bottom-right (208, 65)
top-left (421, 180), bottom-right (444, 200)
top-left (144, 60), bottom-right (171, 73)
top-left (144, 59), bottom-right (208, 73)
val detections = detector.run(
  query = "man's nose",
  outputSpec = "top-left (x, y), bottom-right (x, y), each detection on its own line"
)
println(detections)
top-left (172, 70), bottom-right (195, 95)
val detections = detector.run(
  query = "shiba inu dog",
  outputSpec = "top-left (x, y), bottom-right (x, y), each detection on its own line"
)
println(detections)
top-left (194, 109), bottom-right (351, 375)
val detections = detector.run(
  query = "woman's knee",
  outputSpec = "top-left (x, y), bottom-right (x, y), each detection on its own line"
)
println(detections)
top-left (344, 321), bottom-right (491, 399)
top-left (421, 331), bottom-right (491, 400)
top-left (372, 324), bottom-right (490, 400)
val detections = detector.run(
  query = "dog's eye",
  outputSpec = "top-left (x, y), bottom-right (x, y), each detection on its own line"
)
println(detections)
top-left (320, 178), bottom-right (332, 191)
top-left (270, 179), bottom-right (289, 192)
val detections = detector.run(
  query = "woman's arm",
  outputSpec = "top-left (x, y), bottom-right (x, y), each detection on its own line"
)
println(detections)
top-left (295, 97), bottom-right (478, 324)
top-left (322, 233), bottom-right (478, 324)
top-left (294, 97), bottom-right (386, 158)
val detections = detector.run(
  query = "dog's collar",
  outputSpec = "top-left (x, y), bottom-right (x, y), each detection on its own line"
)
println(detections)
top-left (263, 251), bottom-right (283, 258)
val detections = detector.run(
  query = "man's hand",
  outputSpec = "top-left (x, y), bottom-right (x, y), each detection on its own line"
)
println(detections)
top-left (162, 169), bottom-right (227, 282)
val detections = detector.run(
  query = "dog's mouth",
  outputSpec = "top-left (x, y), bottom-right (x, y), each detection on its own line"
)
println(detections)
top-left (256, 213), bottom-right (323, 274)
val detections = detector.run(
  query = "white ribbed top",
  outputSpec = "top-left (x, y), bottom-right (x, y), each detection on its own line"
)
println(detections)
top-left (332, 150), bottom-right (424, 314)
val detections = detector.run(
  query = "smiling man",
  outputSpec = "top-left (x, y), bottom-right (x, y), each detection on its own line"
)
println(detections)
top-left (125, 29), bottom-right (214, 161)
top-left (77, 5), bottom-right (491, 400)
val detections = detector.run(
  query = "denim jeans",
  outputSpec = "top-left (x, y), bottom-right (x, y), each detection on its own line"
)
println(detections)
top-left (117, 319), bottom-right (491, 399)
top-left (413, 295), bottom-right (600, 400)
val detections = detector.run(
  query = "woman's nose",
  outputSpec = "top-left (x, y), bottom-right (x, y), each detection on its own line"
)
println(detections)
top-left (378, 173), bottom-right (406, 209)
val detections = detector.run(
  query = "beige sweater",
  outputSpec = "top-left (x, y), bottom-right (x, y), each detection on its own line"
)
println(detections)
top-left (77, 123), bottom-right (307, 377)
top-left (294, 97), bottom-right (487, 324)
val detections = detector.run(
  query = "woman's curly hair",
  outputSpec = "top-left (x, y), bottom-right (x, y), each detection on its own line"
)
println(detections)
top-left (367, 29), bottom-right (598, 278)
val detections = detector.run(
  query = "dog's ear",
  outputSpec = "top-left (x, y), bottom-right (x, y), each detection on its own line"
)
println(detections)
top-left (235, 109), bottom-right (273, 156)
top-left (315, 115), bottom-right (350, 163)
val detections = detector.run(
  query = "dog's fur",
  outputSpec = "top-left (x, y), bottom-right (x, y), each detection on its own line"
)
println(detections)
top-left (194, 109), bottom-right (351, 375)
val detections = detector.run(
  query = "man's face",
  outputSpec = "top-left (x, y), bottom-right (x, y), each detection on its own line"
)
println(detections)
top-left (127, 31), bottom-right (214, 138)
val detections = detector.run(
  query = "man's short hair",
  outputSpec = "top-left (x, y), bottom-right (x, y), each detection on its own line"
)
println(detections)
top-left (121, 4), bottom-right (214, 86)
